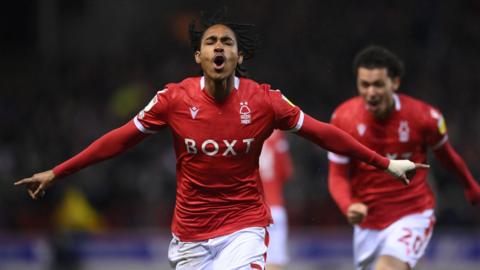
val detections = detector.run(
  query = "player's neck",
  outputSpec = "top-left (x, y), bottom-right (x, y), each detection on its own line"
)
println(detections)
top-left (204, 75), bottom-right (235, 102)
top-left (375, 98), bottom-right (395, 121)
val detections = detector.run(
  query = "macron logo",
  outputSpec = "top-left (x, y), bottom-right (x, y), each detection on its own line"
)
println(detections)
top-left (189, 106), bottom-right (199, 119)
top-left (357, 123), bottom-right (366, 136)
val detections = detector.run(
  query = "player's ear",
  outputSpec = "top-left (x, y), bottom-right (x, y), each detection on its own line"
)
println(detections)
top-left (392, 76), bottom-right (401, 91)
top-left (194, 51), bottom-right (201, 64)
top-left (237, 51), bottom-right (244, 65)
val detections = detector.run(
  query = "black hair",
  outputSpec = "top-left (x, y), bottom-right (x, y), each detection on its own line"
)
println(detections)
top-left (188, 8), bottom-right (260, 77)
top-left (353, 45), bottom-right (404, 79)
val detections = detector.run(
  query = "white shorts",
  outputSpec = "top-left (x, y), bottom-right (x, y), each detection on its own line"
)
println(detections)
top-left (266, 206), bottom-right (289, 265)
top-left (353, 209), bottom-right (435, 270)
top-left (168, 227), bottom-right (268, 270)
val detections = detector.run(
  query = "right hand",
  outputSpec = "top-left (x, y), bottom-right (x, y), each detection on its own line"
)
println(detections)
top-left (14, 170), bottom-right (56, 200)
top-left (347, 202), bottom-right (368, 225)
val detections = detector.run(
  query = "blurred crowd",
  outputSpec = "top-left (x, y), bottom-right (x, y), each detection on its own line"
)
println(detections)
top-left (1, 0), bottom-right (479, 234)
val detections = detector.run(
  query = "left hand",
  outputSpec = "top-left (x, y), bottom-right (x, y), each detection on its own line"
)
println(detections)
top-left (386, 160), bottom-right (430, 185)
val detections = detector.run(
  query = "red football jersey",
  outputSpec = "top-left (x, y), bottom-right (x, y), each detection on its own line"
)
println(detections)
top-left (259, 130), bottom-right (293, 207)
top-left (329, 94), bottom-right (448, 229)
top-left (134, 76), bottom-right (303, 241)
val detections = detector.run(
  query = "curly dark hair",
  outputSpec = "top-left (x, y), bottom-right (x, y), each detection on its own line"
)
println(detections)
top-left (188, 8), bottom-right (260, 77)
top-left (353, 45), bottom-right (404, 79)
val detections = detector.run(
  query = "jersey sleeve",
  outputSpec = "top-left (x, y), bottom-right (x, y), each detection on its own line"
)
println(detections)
top-left (328, 161), bottom-right (356, 215)
top-left (267, 89), bottom-right (303, 131)
top-left (134, 88), bottom-right (170, 134)
top-left (424, 106), bottom-right (448, 150)
top-left (53, 120), bottom-right (148, 179)
top-left (328, 108), bottom-right (351, 164)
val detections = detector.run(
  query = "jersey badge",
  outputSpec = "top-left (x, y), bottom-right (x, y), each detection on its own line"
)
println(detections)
top-left (139, 94), bottom-right (160, 119)
top-left (281, 95), bottom-right (295, 107)
top-left (437, 116), bottom-right (447, 135)
top-left (240, 101), bottom-right (251, 125)
top-left (189, 106), bottom-right (199, 119)
top-left (430, 109), bottom-right (447, 135)
top-left (357, 123), bottom-right (366, 136)
top-left (398, 120), bottom-right (410, 142)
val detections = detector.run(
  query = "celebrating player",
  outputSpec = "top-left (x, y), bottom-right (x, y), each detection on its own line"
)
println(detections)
top-left (15, 15), bottom-right (424, 269)
top-left (327, 45), bottom-right (480, 270)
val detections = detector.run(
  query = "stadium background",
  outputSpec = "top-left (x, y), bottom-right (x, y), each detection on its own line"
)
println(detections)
top-left (1, 0), bottom-right (479, 269)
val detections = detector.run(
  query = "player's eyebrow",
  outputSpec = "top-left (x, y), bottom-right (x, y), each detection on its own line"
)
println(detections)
top-left (360, 78), bottom-right (382, 83)
top-left (360, 79), bottom-right (384, 86)
top-left (204, 35), bottom-right (217, 41)
top-left (203, 34), bottom-right (235, 43)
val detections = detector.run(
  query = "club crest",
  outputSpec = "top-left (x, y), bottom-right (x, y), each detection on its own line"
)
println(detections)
top-left (240, 102), bottom-right (251, 125)
top-left (398, 120), bottom-right (410, 142)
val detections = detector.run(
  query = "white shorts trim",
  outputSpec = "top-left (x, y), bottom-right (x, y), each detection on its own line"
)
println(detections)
top-left (354, 209), bottom-right (435, 270)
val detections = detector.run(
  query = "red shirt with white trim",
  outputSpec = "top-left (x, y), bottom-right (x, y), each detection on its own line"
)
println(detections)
top-left (135, 76), bottom-right (302, 241)
top-left (328, 94), bottom-right (447, 229)
top-left (259, 130), bottom-right (293, 207)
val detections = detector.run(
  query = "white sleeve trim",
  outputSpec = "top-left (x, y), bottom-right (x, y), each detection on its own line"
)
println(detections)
top-left (289, 111), bottom-right (304, 132)
top-left (431, 134), bottom-right (448, 150)
top-left (328, 152), bottom-right (350, 164)
top-left (133, 117), bottom-right (157, 134)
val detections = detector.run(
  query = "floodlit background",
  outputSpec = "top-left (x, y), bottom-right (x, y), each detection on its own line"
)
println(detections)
top-left (1, 1), bottom-right (479, 269)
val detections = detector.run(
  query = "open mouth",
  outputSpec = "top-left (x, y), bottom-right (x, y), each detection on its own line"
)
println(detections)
top-left (366, 99), bottom-right (381, 111)
top-left (213, 55), bottom-right (225, 70)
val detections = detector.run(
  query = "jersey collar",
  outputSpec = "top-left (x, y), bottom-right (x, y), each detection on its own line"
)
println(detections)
top-left (200, 76), bottom-right (240, 91)
top-left (393, 94), bottom-right (401, 111)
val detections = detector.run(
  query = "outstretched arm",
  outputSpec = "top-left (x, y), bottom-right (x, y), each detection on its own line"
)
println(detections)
top-left (433, 141), bottom-right (480, 204)
top-left (52, 120), bottom-right (149, 178)
top-left (15, 120), bottom-right (150, 199)
top-left (297, 114), bottom-right (389, 168)
top-left (296, 113), bottom-right (428, 184)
